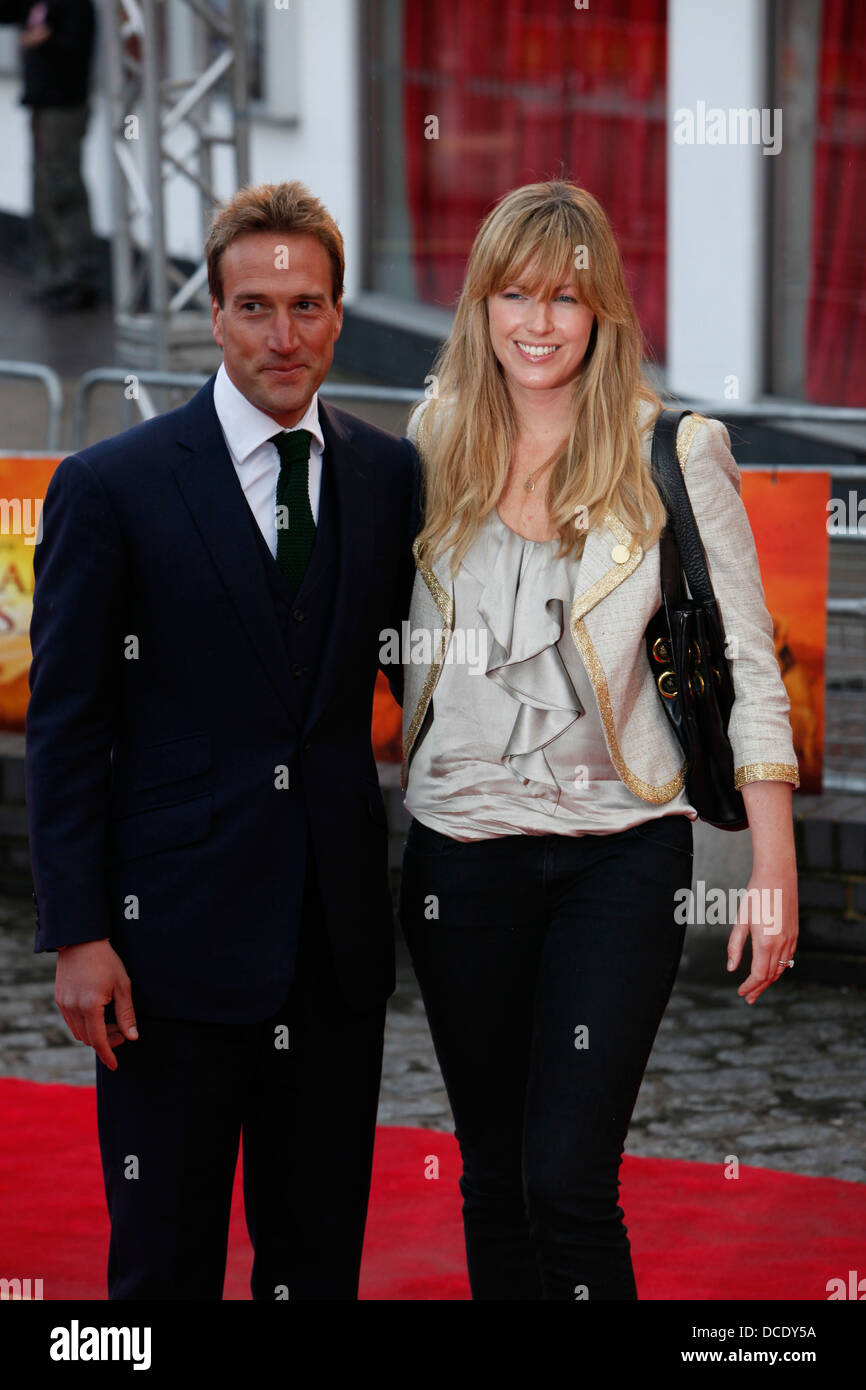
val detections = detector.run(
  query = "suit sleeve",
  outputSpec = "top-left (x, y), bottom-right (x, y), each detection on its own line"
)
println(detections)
top-left (379, 437), bottom-right (421, 708)
top-left (26, 453), bottom-right (129, 951)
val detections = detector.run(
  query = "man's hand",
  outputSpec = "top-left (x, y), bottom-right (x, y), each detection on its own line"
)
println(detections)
top-left (55, 940), bottom-right (138, 1071)
top-left (19, 22), bottom-right (51, 48)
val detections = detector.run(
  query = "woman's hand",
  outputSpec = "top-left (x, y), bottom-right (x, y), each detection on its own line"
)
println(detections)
top-left (725, 780), bottom-right (799, 1004)
top-left (726, 862), bottom-right (799, 1004)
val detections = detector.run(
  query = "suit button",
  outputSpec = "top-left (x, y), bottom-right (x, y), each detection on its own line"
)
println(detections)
top-left (292, 663), bottom-right (304, 677)
top-left (611, 544), bottom-right (630, 564)
top-left (293, 608), bottom-right (305, 622)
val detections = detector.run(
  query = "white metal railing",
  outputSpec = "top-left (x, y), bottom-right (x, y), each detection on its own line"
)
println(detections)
top-left (69, 367), bottom-right (420, 450)
top-left (0, 361), bottom-right (63, 452)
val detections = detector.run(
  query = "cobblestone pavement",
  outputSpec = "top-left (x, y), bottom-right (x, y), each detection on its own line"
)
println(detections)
top-left (1, 897), bottom-right (863, 1184)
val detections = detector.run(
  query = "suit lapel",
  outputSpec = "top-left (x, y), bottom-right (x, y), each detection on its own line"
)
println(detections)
top-left (302, 400), bottom-right (374, 733)
top-left (171, 377), bottom-right (299, 721)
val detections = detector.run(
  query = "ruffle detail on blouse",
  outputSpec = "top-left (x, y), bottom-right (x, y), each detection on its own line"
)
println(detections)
top-left (471, 516), bottom-right (584, 794)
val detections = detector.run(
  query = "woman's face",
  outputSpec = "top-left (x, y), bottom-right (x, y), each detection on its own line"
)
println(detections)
top-left (486, 273), bottom-right (596, 397)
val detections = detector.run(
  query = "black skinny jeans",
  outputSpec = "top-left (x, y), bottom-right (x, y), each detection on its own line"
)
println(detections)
top-left (398, 812), bottom-right (693, 1301)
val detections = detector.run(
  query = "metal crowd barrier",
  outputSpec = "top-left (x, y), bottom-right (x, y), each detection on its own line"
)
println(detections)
top-left (70, 368), bottom-right (209, 451)
top-left (0, 360), bottom-right (63, 452)
top-left (70, 368), bottom-right (420, 451)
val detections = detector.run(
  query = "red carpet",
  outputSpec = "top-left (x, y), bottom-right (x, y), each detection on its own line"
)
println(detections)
top-left (1, 1078), bottom-right (863, 1300)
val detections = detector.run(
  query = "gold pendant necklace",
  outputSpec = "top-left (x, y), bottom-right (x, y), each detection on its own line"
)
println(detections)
top-left (517, 447), bottom-right (556, 494)
top-left (523, 459), bottom-right (552, 492)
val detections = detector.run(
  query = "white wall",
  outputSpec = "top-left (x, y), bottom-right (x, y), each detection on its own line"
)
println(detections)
top-left (667, 0), bottom-right (771, 401)
top-left (248, 0), bottom-right (361, 298)
top-left (0, 78), bottom-right (34, 218)
top-left (0, 0), bottom-right (362, 298)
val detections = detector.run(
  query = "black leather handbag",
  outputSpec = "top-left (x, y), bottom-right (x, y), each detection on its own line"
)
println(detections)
top-left (643, 409), bottom-right (749, 831)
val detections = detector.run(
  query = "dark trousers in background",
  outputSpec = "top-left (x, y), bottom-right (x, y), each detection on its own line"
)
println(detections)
top-left (399, 813), bottom-right (693, 1301)
top-left (95, 860), bottom-right (386, 1300)
top-left (30, 105), bottom-right (99, 293)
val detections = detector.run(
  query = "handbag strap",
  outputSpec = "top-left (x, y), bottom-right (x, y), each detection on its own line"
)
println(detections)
top-left (658, 511), bottom-right (683, 604)
top-left (650, 408), bottom-right (715, 604)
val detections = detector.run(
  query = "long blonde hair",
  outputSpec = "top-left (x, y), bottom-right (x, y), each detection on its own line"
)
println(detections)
top-left (413, 181), bottom-right (681, 574)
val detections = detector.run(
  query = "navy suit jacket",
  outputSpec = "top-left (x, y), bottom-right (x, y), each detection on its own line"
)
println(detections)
top-left (25, 374), bottom-right (420, 1022)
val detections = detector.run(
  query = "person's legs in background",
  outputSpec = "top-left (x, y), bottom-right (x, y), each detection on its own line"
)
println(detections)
top-left (30, 104), bottom-right (100, 309)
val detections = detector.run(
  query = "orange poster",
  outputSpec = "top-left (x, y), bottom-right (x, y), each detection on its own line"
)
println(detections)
top-left (741, 470), bottom-right (829, 794)
top-left (372, 669), bottom-right (403, 763)
top-left (0, 455), bottom-right (62, 731)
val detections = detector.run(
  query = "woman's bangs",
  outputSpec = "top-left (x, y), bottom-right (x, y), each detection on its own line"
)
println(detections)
top-left (491, 222), bottom-right (592, 303)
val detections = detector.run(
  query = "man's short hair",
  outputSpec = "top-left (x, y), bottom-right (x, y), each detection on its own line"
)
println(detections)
top-left (205, 181), bottom-right (345, 307)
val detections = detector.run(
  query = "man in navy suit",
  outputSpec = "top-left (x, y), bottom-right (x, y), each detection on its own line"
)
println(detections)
top-left (25, 181), bottom-right (420, 1299)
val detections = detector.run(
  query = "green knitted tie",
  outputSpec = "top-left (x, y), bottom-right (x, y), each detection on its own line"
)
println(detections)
top-left (270, 429), bottom-right (315, 589)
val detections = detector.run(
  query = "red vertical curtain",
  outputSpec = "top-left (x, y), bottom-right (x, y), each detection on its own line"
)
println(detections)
top-left (402, 0), bottom-right (668, 360)
top-left (805, 0), bottom-right (866, 405)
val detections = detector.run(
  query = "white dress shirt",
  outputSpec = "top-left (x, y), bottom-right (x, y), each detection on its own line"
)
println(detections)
top-left (212, 360), bottom-right (325, 557)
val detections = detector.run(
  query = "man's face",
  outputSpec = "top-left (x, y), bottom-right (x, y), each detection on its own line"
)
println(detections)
top-left (211, 231), bottom-right (343, 427)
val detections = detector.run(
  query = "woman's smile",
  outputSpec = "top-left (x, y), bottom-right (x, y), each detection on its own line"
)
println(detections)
top-left (514, 341), bottom-right (561, 360)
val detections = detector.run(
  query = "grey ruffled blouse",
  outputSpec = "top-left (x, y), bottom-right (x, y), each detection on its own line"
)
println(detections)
top-left (405, 510), bottom-right (696, 839)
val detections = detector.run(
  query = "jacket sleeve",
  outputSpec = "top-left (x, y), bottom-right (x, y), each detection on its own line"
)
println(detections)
top-left (680, 416), bottom-right (800, 790)
top-left (26, 452), bottom-right (129, 951)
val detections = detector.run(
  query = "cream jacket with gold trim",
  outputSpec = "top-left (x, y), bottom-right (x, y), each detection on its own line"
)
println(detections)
top-left (400, 398), bottom-right (799, 802)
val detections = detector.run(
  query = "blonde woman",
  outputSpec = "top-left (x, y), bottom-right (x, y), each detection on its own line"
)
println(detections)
top-left (398, 181), bottom-right (799, 1301)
